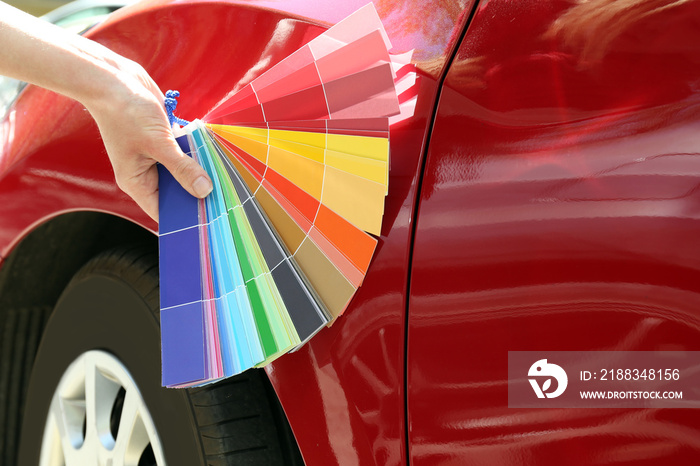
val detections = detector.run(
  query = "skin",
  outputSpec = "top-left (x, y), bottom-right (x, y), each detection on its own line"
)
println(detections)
top-left (0, 2), bottom-right (213, 221)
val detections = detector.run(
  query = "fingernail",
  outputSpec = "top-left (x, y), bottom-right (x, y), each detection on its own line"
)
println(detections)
top-left (193, 176), bottom-right (213, 198)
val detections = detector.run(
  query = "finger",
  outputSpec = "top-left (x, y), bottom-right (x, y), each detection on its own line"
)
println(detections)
top-left (135, 190), bottom-right (159, 222)
top-left (151, 132), bottom-right (213, 199)
top-left (114, 163), bottom-right (160, 222)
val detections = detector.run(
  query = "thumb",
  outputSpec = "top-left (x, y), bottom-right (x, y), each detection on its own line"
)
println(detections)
top-left (156, 132), bottom-right (213, 199)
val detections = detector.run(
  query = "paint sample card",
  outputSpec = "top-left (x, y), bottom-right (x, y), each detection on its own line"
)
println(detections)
top-left (159, 3), bottom-right (416, 387)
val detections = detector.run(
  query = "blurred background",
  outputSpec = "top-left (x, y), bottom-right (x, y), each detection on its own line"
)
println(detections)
top-left (1, 0), bottom-right (134, 114)
top-left (7, 0), bottom-right (72, 15)
top-left (6, 0), bottom-right (132, 31)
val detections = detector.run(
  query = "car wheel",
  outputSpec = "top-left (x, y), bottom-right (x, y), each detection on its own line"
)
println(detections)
top-left (15, 247), bottom-right (304, 465)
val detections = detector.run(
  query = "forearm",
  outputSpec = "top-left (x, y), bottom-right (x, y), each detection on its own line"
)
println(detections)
top-left (0, 2), bottom-right (126, 107)
top-left (0, 2), bottom-right (212, 220)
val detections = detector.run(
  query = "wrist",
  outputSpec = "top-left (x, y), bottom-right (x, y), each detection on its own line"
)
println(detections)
top-left (61, 40), bottom-right (132, 109)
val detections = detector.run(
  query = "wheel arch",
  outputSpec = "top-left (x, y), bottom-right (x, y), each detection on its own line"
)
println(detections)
top-left (0, 211), bottom-right (155, 313)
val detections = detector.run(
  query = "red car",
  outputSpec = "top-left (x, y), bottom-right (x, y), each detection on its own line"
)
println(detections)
top-left (2, 0), bottom-right (700, 464)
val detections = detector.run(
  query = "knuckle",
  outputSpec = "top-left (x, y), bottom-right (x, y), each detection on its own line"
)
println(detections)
top-left (170, 157), bottom-right (199, 181)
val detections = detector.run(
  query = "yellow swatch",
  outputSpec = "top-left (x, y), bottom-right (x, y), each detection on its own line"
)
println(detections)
top-left (322, 165), bottom-right (385, 236)
top-left (268, 137), bottom-right (325, 164)
top-left (209, 127), bottom-right (268, 163)
top-left (209, 124), bottom-right (268, 144)
top-left (269, 129), bottom-right (389, 164)
top-left (270, 129), bottom-right (326, 148)
top-left (327, 134), bottom-right (389, 162)
top-left (325, 149), bottom-right (388, 188)
top-left (267, 146), bottom-right (324, 200)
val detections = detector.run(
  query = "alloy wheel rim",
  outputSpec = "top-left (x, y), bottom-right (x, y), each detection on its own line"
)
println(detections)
top-left (39, 350), bottom-right (166, 466)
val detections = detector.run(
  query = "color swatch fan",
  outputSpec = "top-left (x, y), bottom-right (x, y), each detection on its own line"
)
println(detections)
top-left (158, 4), bottom-right (405, 388)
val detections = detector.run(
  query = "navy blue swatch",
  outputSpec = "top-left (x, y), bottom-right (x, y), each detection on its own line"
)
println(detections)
top-left (161, 301), bottom-right (206, 386)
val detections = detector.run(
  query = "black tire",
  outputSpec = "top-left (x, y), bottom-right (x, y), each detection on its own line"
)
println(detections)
top-left (0, 306), bottom-right (50, 466)
top-left (15, 247), bottom-right (304, 465)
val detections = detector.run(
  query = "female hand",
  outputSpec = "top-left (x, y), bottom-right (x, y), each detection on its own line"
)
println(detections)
top-left (0, 2), bottom-right (212, 221)
top-left (82, 56), bottom-right (212, 221)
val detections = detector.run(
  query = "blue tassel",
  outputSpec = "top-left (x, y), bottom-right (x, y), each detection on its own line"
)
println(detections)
top-left (164, 90), bottom-right (190, 127)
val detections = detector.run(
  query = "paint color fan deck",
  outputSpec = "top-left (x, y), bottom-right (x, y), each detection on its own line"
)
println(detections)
top-left (158, 4), bottom-right (408, 387)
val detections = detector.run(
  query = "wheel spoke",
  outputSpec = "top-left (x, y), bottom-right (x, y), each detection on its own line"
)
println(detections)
top-left (84, 356), bottom-right (98, 443)
top-left (39, 351), bottom-right (163, 466)
top-left (87, 356), bottom-right (122, 449)
top-left (113, 388), bottom-right (150, 466)
top-left (39, 397), bottom-right (73, 466)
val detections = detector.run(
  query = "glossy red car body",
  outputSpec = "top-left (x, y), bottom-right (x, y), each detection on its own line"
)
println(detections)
top-left (2, 0), bottom-right (700, 464)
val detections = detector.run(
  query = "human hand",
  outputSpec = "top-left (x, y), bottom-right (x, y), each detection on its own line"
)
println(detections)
top-left (0, 3), bottom-right (212, 222)
top-left (82, 55), bottom-right (212, 221)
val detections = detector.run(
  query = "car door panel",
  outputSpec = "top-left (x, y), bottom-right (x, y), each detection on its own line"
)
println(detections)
top-left (408, 0), bottom-right (700, 464)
